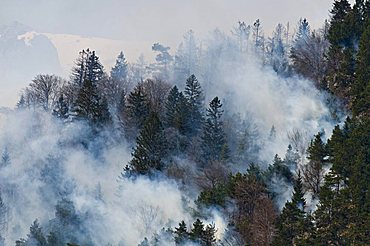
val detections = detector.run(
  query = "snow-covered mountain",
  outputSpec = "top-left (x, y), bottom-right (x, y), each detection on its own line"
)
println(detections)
top-left (0, 22), bottom-right (62, 107)
top-left (0, 21), bottom-right (153, 107)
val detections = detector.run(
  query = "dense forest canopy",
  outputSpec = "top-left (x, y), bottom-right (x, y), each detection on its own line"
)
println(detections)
top-left (0, 0), bottom-right (368, 245)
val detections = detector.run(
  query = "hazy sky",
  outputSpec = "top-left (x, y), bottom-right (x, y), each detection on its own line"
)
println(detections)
top-left (0, 0), bottom-right (355, 107)
top-left (0, 0), bottom-right (354, 48)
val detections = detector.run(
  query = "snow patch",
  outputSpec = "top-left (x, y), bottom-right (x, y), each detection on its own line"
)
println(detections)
top-left (17, 31), bottom-right (38, 46)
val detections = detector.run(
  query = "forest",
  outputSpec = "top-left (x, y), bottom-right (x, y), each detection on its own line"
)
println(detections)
top-left (0, 0), bottom-right (368, 245)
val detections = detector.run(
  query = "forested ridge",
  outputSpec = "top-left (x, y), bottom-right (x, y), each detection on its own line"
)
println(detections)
top-left (0, 0), bottom-right (368, 245)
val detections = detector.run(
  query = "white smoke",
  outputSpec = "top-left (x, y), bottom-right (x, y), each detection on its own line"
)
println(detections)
top-left (0, 110), bottom-right (225, 245)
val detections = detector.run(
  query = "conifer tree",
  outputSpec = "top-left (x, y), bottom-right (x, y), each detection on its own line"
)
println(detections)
top-left (127, 112), bottom-right (167, 175)
top-left (72, 79), bottom-right (112, 127)
top-left (124, 84), bottom-right (150, 140)
top-left (52, 95), bottom-right (69, 119)
top-left (302, 132), bottom-right (327, 195)
top-left (165, 86), bottom-right (191, 135)
top-left (26, 220), bottom-right (47, 246)
top-left (201, 97), bottom-right (229, 164)
top-left (174, 221), bottom-right (189, 245)
top-left (110, 51), bottom-right (128, 83)
top-left (352, 21), bottom-right (370, 116)
top-left (274, 172), bottom-right (308, 245)
top-left (202, 224), bottom-right (217, 246)
top-left (165, 86), bottom-right (181, 127)
top-left (190, 219), bottom-right (205, 243)
top-left (184, 75), bottom-right (204, 135)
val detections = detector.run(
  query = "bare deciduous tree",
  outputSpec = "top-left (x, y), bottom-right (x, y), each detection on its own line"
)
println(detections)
top-left (23, 74), bottom-right (65, 110)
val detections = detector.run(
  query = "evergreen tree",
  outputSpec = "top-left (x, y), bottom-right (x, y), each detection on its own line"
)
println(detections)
top-left (174, 221), bottom-right (189, 245)
top-left (284, 144), bottom-right (300, 171)
top-left (269, 23), bottom-right (289, 75)
top-left (127, 112), bottom-right (167, 175)
top-left (296, 18), bottom-right (311, 41)
top-left (190, 219), bottom-right (205, 243)
top-left (85, 50), bottom-right (105, 83)
top-left (174, 30), bottom-right (200, 83)
top-left (165, 86), bottom-right (191, 135)
top-left (70, 49), bottom-right (105, 88)
top-left (274, 172), bottom-right (309, 245)
top-left (17, 94), bottom-right (26, 109)
top-left (110, 51), bottom-right (128, 83)
top-left (26, 220), bottom-right (47, 246)
top-left (124, 84), bottom-right (150, 140)
top-left (303, 132), bottom-right (327, 195)
top-left (201, 97), bottom-right (229, 164)
top-left (184, 75), bottom-right (204, 135)
top-left (202, 224), bottom-right (217, 246)
top-left (165, 86), bottom-right (181, 128)
top-left (352, 21), bottom-right (370, 116)
top-left (266, 154), bottom-right (294, 184)
top-left (52, 95), bottom-right (69, 119)
top-left (72, 79), bottom-right (112, 127)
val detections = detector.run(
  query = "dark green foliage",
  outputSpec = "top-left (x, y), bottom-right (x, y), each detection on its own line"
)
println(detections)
top-left (71, 49), bottom-right (105, 88)
top-left (308, 117), bottom-right (370, 245)
top-left (174, 221), bottom-right (188, 245)
top-left (127, 112), bottom-right (167, 175)
top-left (274, 172), bottom-right (310, 245)
top-left (72, 79), bottom-right (112, 127)
top-left (352, 21), bottom-right (370, 116)
top-left (303, 132), bottom-right (328, 196)
top-left (190, 219), bottom-right (205, 244)
top-left (124, 84), bottom-right (150, 140)
top-left (202, 224), bottom-right (217, 246)
top-left (165, 86), bottom-right (191, 135)
top-left (201, 97), bottom-right (229, 165)
top-left (266, 154), bottom-right (294, 184)
top-left (184, 75), bottom-right (204, 135)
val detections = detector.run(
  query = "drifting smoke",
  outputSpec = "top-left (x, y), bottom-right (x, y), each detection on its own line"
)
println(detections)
top-left (202, 49), bottom-right (337, 165)
top-left (0, 21), bottom-right (344, 245)
top-left (0, 110), bottom-right (225, 245)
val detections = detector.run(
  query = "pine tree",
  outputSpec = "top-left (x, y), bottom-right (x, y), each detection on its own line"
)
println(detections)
top-left (124, 84), bottom-right (150, 140)
top-left (165, 86), bottom-right (181, 128)
top-left (26, 220), bottom-right (47, 246)
top-left (190, 219), bottom-right (205, 243)
top-left (127, 112), bottom-right (167, 175)
top-left (274, 172), bottom-right (308, 245)
top-left (110, 51), bottom-right (128, 83)
top-left (201, 97), bottom-right (229, 165)
top-left (174, 220), bottom-right (189, 245)
top-left (85, 50), bottom-right (105, 83)
top-left (284, 144), bottom-right (300, 171)
top-left (165, 86), bottom-right (191, 135)
top-left (72, 79), bottom-right (112, 127)
top-left (352, 21), bottom-right (370, 116)
top-left (302, 132), bottom-right (327, 196)
top-left (184, 75), bottom-right (204, 135)
top-left (70, 49), bottom-right (105, 88)
top-left (174, 30), bottom-right (199, 82)
top-left (16, 94), bottom-right (26, 109)
top-left (52, 95), bottom-right (69, 119)
top-left (202, 224), bottom-right (217, 246)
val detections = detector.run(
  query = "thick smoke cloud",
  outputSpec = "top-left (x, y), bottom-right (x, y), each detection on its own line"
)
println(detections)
top-left (0, 110), bottom-right (225, 245)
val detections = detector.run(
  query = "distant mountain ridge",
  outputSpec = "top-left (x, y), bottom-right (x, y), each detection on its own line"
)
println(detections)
top-left (0, 21), bottom-right (62, 107)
